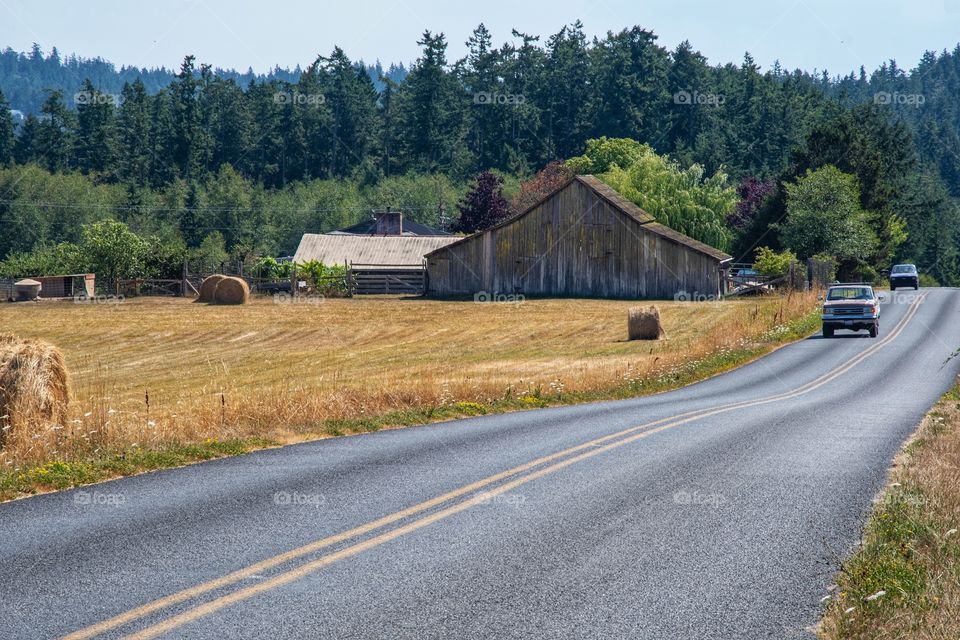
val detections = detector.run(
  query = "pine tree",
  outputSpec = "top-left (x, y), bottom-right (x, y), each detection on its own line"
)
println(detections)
top-left (75, 79), bottom-right (117, 175)
top-left (116, 79), bottom-right (153, 186)
top-left (0, 90), bottom-right (14, 165)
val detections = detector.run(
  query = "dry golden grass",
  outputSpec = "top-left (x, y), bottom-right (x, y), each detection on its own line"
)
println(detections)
top-left (0, 292), bottom-right (816, 471)
top-left (820, 385), bottom-right (960, 639)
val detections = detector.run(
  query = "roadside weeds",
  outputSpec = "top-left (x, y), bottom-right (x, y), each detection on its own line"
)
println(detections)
top-left (819, 384), bottom-right (960, 639)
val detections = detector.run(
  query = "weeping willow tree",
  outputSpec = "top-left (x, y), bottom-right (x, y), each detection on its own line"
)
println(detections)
top-left (568, 137), bottom-right (736, 252)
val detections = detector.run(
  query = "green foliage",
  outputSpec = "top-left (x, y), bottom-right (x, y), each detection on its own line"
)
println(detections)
top-left (295, 260), bottom-right (348, 295)
top-left (752, 247), bottom-right (797, 277)
top-left (0, 242), bottom-right (84, 278)
top-left (810, 252), bottom-right (838, 282)
top-left (192, 232), bottom-right (229, 271)
top-left (578, 138), bottom-right (736, 251)
top-left (780, 166), bottom-right (878, 264)
top-left (918, 273), bottom-right (940, 287)
top-left (79, 220), bottom-right (149, 283)
top-left (567, 137), bottom-right (644, 174)
top-left (3, 34), bottom-right (960, 283)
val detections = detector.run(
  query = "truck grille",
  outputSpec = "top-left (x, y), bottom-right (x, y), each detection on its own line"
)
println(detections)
top-left (829, 306), bottom-right (869, 315)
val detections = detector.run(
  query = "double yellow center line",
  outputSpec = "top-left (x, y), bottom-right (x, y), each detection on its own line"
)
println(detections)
top-left (64, 294), bottom-right (926, 640)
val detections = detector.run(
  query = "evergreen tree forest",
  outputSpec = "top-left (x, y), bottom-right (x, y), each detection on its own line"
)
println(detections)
top-left (1, 23), bottom-right (959, 284)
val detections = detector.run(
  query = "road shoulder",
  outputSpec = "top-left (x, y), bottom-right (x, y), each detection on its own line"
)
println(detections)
top-left (819, 380), bottom-right (960, 638)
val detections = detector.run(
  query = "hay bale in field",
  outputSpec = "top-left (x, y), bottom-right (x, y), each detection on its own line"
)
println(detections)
top-left (0, 334), bottom-right (70, 447)
top-left (197, 275), bottom-right (227, 302)
top-left (627, 305), bottom-right (665, 341)
top-left (213, 276), bottom-right (250, 305)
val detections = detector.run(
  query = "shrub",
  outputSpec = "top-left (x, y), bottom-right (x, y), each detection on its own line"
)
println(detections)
top-left (753, 246), bottom-right (797, 277)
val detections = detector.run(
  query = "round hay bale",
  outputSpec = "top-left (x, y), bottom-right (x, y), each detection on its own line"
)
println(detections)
top-left (213, 276), bottom-right (250, 305)
top-left (627, 305), bottom-right (666, 341)
top-left (0, 334), bottom-right (70, 448)
top-left (197, 275), bottom-right (227, 303)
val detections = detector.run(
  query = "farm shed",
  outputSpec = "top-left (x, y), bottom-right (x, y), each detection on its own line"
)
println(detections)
top-left (293, 234), bottom-right (460, 294)
top-left (33, 274), bottom-right (96, 298)
top-left (425, 175), bottom-right (731, 299)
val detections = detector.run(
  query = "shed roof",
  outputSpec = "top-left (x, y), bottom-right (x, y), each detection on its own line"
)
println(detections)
top-left (293, 234), bottom-right (461, 268)
top-left (425, 175), bottom-right (731, 263)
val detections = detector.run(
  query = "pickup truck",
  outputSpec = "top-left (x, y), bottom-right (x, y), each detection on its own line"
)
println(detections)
top-left (821, 284), bottom-right (880, 338)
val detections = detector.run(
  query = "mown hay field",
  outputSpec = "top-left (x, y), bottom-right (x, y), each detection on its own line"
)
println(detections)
top-left (0, 293), bottom-right (817, 472)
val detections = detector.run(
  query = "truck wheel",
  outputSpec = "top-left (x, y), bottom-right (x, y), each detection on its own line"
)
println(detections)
top-left (914, 283), bottom-right (919, 290)
top-left (890, 285), bottom-right (896, 291)
top-left (823, 326), bottom-right (834, 338)
top-left (869, 324), bottom-right (879, 338)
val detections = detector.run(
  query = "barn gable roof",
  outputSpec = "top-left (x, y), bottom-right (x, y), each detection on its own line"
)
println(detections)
top-left (425, 175), bottom-right (731, 263)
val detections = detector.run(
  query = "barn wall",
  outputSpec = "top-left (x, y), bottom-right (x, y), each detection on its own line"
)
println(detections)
top-left (426, 180), bottom-right (723, 299)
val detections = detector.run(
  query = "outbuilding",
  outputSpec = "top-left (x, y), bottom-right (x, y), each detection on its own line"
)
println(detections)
top-left (425, 175), bottom-right (731, 299)
top-left (293, 211), bottom-right (459, 294)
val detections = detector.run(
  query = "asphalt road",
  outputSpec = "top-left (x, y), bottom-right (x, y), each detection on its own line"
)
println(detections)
top-left (2, 288), bottom-right (959, 640)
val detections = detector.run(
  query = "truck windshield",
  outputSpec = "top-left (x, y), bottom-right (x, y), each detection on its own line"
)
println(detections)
top-left (891, 265), bottom-right (914, 274)
top-left (827, 287), bottom-right (872, 301)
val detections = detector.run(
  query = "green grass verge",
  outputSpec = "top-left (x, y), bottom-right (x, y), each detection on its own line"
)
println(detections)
top-left (0, 438), bottom-right (277, 502)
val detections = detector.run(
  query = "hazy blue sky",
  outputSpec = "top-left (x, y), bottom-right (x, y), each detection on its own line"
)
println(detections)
top-left (1, 0), bottom-right (958, 74)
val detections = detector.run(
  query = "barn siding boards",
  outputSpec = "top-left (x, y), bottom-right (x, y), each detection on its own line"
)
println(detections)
top-left (425, 175), bottom-right (731, 300)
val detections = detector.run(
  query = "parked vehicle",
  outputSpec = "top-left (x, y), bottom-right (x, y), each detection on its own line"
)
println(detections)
top-left (821, 283), bottom-right (880, 338)
top-left (889, 263), bottom-right (919, 290)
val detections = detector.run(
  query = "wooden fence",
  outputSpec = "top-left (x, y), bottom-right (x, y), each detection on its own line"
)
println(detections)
top-left (348, 263), bottom-right (426, 295)
top-left (0, 278), bottom-right (14, 302)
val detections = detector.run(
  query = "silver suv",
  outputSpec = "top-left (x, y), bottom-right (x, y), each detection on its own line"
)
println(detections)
top-left (889, 264), bottom-right (919, 290)
top-left (821, 284), bottom-right (880, 338)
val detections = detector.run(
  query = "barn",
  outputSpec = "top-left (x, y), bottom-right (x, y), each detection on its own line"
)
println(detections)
top-left (425, 175), bottom-right (731, 299)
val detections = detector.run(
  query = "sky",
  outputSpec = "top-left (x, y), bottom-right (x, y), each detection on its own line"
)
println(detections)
top-left (1, 0), bottom-right (959, 75)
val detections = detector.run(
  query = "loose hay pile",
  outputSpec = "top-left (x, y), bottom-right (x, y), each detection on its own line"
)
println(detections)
top-left (213, 276), bottom-right (250, 305)
top-left (0, 334), bottom-right (70, 447)
top-left (197, 275), bottom-right (227, 303)
top-left (627, 305), bottom-right (666, 340)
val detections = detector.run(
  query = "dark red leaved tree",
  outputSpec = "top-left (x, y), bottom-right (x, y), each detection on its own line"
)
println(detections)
top-left (453, 171), bottom-right (511, 233)
top-left (510, 161), bottom-right (573, 213)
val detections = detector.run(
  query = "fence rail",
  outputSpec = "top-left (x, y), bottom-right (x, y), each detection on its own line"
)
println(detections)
top-left (348, 263), bottom-right (426, 295)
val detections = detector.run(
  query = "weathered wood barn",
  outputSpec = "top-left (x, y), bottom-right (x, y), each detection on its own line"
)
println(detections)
top-left (425, 175), bottom-right (731, 299)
